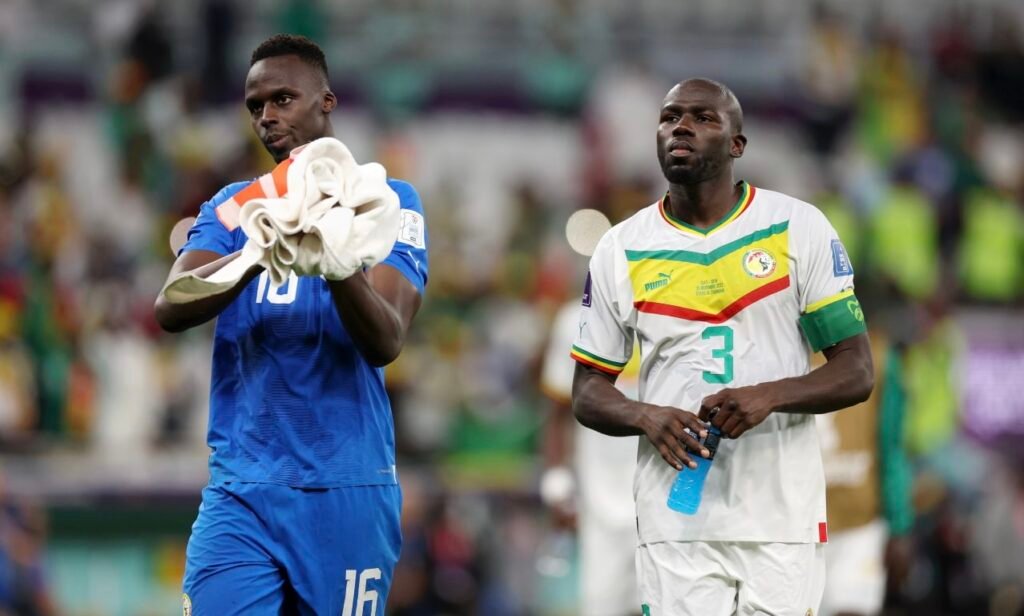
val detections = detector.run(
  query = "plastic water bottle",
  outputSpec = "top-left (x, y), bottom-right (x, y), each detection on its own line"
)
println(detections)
top-left (666, 425), bottom-right (722, 515)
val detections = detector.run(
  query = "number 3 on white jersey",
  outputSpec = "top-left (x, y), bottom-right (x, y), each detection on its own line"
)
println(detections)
top-left (342, 568), bottom-right (381, 616)
top-left (255, 271), bottom-right (298, 305)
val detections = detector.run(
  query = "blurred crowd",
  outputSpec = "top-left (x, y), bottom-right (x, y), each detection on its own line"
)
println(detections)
top-left (0, 0), bottom-right (1022, 614)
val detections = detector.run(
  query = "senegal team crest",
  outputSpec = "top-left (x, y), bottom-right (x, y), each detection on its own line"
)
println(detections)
top-left (742, 249), bottom-right (777, 278)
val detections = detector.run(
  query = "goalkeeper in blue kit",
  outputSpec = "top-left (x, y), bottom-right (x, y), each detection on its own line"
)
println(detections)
top-left (154, 35), bottom-right (427, 615)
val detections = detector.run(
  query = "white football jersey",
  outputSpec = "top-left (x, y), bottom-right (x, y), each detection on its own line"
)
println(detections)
top-left (542, 300), bottom-right (638, 528)
top-left (571, 182), bottom-right (865, 544)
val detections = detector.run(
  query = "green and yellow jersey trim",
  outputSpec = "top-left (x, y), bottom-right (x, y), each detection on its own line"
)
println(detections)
top-left (570, 345), bottom-right (627, 375)
top-left (627, 221), bottom-right (790, 322)
top-left (806, 288), bottom-right (855, 313)
top-left (799, 289), bottom-right (867, 351)
top-left (659, 181), bottom-right (755, 237)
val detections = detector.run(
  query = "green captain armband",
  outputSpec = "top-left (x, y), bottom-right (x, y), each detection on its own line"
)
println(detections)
top-left (799, 289), bottom-right (867, 352)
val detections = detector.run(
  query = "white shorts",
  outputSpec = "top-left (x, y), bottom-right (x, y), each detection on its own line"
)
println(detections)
top-left (819, 520), bottom-right (887, 616)
top-left (637, 540), bottom-right (825, 616)
top-left (579, 513), bottom-right (639, 616)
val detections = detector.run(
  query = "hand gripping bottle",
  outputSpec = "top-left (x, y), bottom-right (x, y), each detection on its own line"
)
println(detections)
top-left (666, 424), bottom-right (722, 515)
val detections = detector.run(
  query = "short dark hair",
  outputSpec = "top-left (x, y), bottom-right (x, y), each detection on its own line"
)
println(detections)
top-left (250, 34), bottom-right (329, 84)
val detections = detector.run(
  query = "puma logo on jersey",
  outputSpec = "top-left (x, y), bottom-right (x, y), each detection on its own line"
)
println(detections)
top-left (644, 271), bottom-right (674, 292)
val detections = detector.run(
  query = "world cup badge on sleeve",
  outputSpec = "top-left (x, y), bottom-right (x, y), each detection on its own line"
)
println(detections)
top-left (831, 239), bottom-right (853, 276)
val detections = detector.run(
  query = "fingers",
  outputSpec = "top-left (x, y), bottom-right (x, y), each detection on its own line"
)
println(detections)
top-left (678, 413), bottom-right (708, 440)
top-left (699, 389), bottom-right (735, 421)
top-left (709, 399), bottom-right (736, 431)
top-left (656, 441), bottom-right (693, 471)
top-left (719, 413), bottom-right (744, 438)
top-left (672, 428), bottom-right (708, 460)
top-left (660, 431), bottom-right (699, 471)
top-left (698, 395), bottom-right (724, 421)
top-left (722, 412), bottom-right (759, 439)
top-left (673, 413), bottom-right (709, 461)
top-left (652, 412), bottom-right (710, 471)
top-left (715, 399), bottom-right (762, 438)
top-left (642, 403), bottom-right (719, 470)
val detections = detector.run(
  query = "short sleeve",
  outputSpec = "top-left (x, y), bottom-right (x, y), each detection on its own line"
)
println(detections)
top-left (540, 302), bottom-right (582, 402)
top-left (178, 182), bottom-right (248, 257)
top-left (570, 232), bottom-right (634, 375)
top-left (380, 180), bottom-right (428, 295)
top-left (795, 207), bottom-right (867, 352)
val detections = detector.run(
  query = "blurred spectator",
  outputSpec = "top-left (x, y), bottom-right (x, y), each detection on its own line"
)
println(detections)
top-left (815, 189), bottom-right (863, 268)
top-left (815, 331), bottom-right (914, 616)
top-left (798, 5), bottom-right (859, 155)
top-left (958, 187), bottom-right (1024, 303)
top-left (976, 13), bottom-right (1024, 122)
top-left (82, 282), bottom-right (160, 456)
top-left (539, 297), bottom-right (640, 616)
top-left (0, 294), bottom-right (36, 445)
top-left (867, 182), bottom-right (940, 302)
top-left (275, 0), bottom-right (326, 44)
top-left (969, 455), bottom-right (1024, 616)
top-left (0, 473), bottom-right (54, 615)
top-left (199, 0), bottom-right (237, 105)
top-left (904, 296), bottom-right (963, 460)
top-left (582, 58), bottom-right (668, 196)
top-left (857, 26), bottom-right (927, 164)
top-left (125, 5), bottom-right (174, 86)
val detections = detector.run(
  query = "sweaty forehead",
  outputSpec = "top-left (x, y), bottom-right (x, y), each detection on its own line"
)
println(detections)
top-left (245, 56), bottom-right (321, 95)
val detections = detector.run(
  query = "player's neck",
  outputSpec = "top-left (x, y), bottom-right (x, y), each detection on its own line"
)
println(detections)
top-left (665, 176), bottom-right (741, 231)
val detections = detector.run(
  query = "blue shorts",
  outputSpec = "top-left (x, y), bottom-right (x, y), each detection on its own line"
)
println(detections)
top-left (182, 482), bottom-right (402, 615)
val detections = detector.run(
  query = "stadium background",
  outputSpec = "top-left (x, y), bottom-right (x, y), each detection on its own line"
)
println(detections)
top-left (0, 0), bottom-right (1022, 614)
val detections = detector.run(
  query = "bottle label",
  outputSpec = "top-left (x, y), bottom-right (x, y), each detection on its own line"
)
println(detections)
top-left (704, 428), bottom-right (722, 459)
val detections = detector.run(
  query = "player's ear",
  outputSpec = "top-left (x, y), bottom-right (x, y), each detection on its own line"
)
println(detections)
top-left (322, 90), bottom-right (337, 114)
top-left (730, 132), bottom-right (747, 159)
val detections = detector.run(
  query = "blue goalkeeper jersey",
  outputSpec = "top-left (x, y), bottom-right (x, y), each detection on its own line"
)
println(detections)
top-left (179, 179), bottom-right (428, 488)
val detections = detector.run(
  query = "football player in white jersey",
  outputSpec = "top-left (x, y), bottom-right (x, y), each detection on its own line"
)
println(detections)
top-left (570, 78), bottom-right (874, 615)
top-left (541, 298), bottom-right (640, 616)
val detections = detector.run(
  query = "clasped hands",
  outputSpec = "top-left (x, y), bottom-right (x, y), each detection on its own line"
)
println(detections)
top-left (639, 383), bottom-right (778, 470)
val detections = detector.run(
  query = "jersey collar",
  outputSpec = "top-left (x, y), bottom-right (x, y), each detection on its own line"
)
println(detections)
top-left (659, 181), bottom-right (756, 238)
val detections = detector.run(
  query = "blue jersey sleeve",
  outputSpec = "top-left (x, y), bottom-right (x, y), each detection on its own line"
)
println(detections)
top-left (381, 180), bottom-right (429, 295)
top-left (178, 182), bottom-right (249, 257)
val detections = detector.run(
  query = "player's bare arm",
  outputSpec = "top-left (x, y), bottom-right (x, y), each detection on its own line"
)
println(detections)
top-left (698, 332), bottom-right (874, 439)
top-left (573, 363), bottom-right (709, 471)
top-left (539, 396), bottom-right (578, 528)
top-left (327, 263), bottom-right (422, 366)
top-left (154, 249), bottom-right (264, 333)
